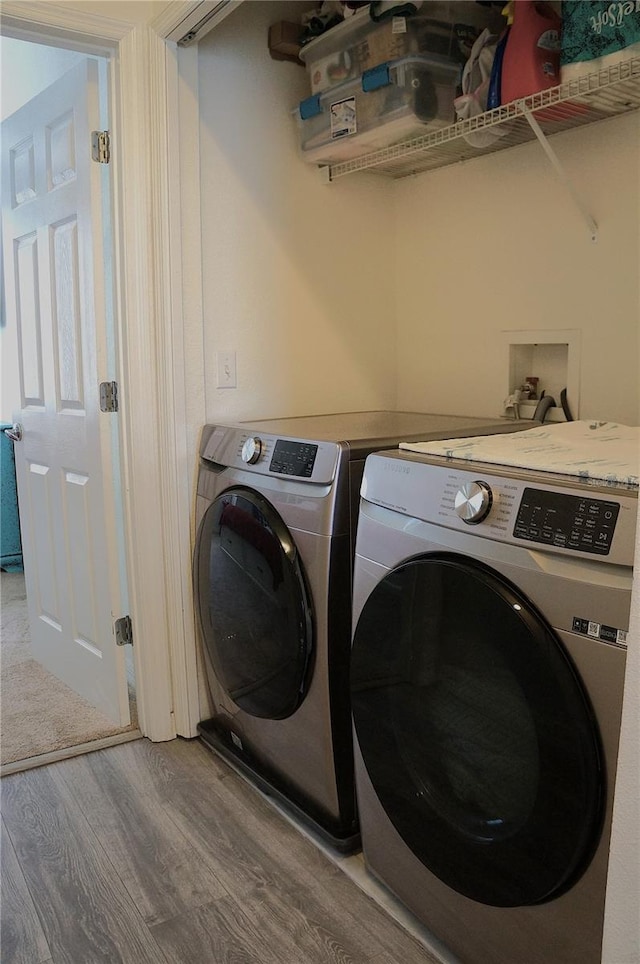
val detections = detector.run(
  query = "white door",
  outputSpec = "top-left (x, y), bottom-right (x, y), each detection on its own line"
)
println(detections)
top-left (1, 58), bottom-right (130, 725)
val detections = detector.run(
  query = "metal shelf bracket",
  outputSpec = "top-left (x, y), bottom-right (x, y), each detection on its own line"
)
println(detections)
top-left (519, 102), bottom-right (598, 242)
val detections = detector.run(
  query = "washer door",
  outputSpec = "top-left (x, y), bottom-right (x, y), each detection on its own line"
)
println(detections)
top-left (351, 553), bottom-right (604, 908)
top-left (196, 487), bottom-right (313, 720)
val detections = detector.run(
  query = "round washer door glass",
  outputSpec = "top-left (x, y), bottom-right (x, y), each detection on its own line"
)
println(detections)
top-left (351, 553), bottom-right (603, 907)
top-left (196, 488), bottom-right (313, 720)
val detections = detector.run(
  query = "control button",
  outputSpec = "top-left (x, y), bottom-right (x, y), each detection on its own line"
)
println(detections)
top-left (454, 481), bottom-right (493, 524)
top-left (241, 436), bottom-right (263, 464)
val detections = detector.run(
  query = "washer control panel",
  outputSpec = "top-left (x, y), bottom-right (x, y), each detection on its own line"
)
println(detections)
top-left (361, 451), bottom-right (637, 567)
top-left (513, 487), bottom-right (620, 556)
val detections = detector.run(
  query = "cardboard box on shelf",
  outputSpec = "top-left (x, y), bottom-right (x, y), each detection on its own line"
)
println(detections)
top-left (269, 21), bottom-right (304, 64)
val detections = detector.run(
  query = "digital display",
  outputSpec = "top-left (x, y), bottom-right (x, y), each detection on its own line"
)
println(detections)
top-left (269, 439), bottom-right (318, 478)
top-left (514, 487), bottom-right (620, 556)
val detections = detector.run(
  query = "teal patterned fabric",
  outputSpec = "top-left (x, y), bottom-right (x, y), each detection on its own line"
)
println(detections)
top-left (561, 0), bottom-right (640, 65)
top-left (0, 426), bottom-right (23, 571)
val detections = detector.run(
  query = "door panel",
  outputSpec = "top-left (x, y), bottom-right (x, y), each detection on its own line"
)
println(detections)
top-left (15, 232), bottom-right (44, 404)
top-left (52, 216), bottom-right (84, 409)
top-left (2, 58), bottom-right (129, 724)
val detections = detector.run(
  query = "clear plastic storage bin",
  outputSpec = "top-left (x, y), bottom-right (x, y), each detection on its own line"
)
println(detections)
top-left (296, 54), bottom-right (461, 166)
top-left (298, 2), bottom-right (501, 95)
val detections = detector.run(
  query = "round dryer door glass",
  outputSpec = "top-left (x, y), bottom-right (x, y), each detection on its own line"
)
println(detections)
top-left (196, 488), bottom-right (313, 720)
top-left (351, 553), bottom-right (603, 908)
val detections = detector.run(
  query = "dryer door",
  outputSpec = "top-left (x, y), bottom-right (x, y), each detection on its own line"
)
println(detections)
top-left (195, 487), bottom-right (313, 720)
top-left (351, 552), bottom-right (604, 908)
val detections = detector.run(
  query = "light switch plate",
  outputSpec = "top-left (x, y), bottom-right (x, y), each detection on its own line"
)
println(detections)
top-left (216, 351), bottom-right (237, 389)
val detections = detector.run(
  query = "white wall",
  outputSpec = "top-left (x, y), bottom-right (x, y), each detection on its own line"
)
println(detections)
top-left (0, 37), bottom-right (85, 121)
top-left (394, 113), bottom-right (640, 423)
top-left (198, 4), bottom-right (639, 427)
top-left (198, 1), bottom-right (396, 424)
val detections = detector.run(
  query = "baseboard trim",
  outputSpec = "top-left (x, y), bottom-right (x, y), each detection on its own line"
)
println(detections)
top-left (0, 729), bottom-right (143, 777)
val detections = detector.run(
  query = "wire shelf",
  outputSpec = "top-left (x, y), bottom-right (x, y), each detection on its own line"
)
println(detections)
top-left (326, 57), bottom-right (640, 180)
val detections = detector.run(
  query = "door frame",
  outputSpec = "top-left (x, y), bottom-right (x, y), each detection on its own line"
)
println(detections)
top-left (0, 2), bottom-right (203, 741)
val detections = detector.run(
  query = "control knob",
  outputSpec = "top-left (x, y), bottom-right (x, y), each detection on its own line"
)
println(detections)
top-left (454, 480), bottom-right (493, 524)
top-left (241, 436), bottom-right (263, 465)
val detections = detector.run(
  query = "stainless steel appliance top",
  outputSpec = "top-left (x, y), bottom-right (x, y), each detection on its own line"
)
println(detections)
top-left (239, 410), bottom-right (529, 449)
top-left (200, 411), bottom-right (532, 485)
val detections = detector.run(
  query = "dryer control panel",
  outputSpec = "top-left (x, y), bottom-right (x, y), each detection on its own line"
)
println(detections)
top-left (201, 424), bottom-right (341, 485)
top-left (268, 438), bottom-right (319, 478)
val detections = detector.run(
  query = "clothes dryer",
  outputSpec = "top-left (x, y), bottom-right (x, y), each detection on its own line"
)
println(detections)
top-left (194, 411), bottom-right (529, 851)
top-left (351, 444), bottom-right (637, 961)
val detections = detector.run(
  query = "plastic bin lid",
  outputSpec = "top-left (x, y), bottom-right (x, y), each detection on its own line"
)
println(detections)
top-left (298, 7), bottom-right (371, 62)
top-left (298, 52), bottom-right (461, 115)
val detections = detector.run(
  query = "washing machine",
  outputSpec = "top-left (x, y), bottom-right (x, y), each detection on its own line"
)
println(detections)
top-left (193, 411), bottom-right (530, 851)
top-left (351, 441), bottom-right (637, 962)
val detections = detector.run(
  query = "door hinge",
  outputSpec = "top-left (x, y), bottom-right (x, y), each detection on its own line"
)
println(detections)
top-left (115, 615), bottom-right (133, 647)
top-left (100, 381), bottom-right (118, 412)
top-left (91, 130), bottom-right (111, 164)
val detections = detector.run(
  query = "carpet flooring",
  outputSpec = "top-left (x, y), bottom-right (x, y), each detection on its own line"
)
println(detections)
top-left (0, 571), bottom-right (138, 767)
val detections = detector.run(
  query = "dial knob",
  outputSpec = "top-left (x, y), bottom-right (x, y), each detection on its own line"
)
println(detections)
top-left (454, 480), bottom-right (493, 524)
top-left (241, 436), bottom-right (263, 464)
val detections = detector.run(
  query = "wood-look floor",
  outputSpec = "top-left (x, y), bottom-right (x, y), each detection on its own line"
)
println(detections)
top-left (1, 736), bottom-right (442, 964)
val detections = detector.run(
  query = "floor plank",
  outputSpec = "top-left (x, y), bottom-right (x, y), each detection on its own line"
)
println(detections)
top-left (151, 892), bottom-right (288, 964)
top-left (55, 749), bottom-right (227, 925)
top-left (148, 743), bottom-right (434, 962)
top-left (0, 817), bottom-right (51, 964)
top-left (1, 737), bottom-right (443, 964)
top-left (288, 864), bottom-right (441, 963)
top-left (225, 880), bottom-right (389, 964)
top-left (1, 766), bottom-right (167, 964)
top-left (131, 738), bottom-right (346, 896)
